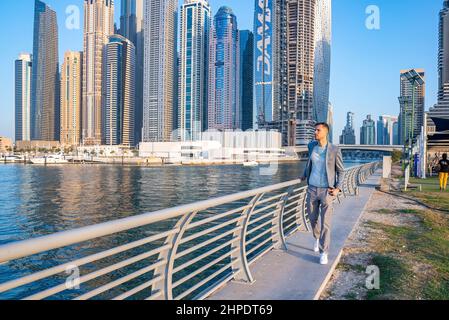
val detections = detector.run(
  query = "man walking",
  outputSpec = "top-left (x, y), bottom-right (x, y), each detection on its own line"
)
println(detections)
top-left (301, 123), bottom-right (345, 265)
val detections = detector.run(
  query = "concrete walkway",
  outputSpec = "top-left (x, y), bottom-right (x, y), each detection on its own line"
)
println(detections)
top-left (208, 171), bottom-right (382, 300)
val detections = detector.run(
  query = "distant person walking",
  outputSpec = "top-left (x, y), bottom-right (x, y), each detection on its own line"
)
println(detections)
top-left (439, 153), bottom-right (449, 191)
top-left (301, 123), bottom-right (345, 265)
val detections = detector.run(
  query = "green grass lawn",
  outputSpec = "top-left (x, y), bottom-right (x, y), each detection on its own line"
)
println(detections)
top-left (366, 174), bottom-right (449, 299)
top-left (409, 176), bottom-right (446, 192)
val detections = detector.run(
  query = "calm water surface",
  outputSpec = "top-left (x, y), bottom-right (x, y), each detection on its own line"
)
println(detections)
top-left (0, 162), bottom-right (311, 245)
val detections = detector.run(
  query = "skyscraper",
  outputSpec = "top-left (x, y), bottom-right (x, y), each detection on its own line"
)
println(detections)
top-left (208, 6), bottom-right (240, 131)
top-left (360, 115), bottom-right (376, 145)
top-left (120, 0), bottom-right (144, 144)
top-left (428, 1), bottom-right (449, 127)
top-left (82, 0), bottom-right (114, 145)
top-left (102, 35), bottom-right (136, 146)
top-left (339, 111), bottom-right (356, 145)
top-left (239, 30), bottom-right (254, 131)
top-left (60, 52), bottom-right (83, 146)
top-left (286, 0), bottom-right (318, 145)
top-left (313, 0), bottom-right (332, 125)
top-left (15, 54), bottom-right (32, 142)
top-left (327, 102), bottom-right (333, 142)
top-left (438, 0), bottom-right (449, 102)
top-left (142, 0), bottom-right (178, 142)
top-left (376, 115), bottom-right (398, 146)
top-left (393, 121), bottom-right (399, 145)
top-left (398, 69), bottom-right (425, 145)
top-left (31, 0), bottom-right (59, 142)
top-left (253, 0), bottom-right (287, 133)
top-left (179, 0), bottom-right (211, 141)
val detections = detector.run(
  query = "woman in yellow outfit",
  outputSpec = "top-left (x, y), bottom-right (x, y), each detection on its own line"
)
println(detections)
top-left (439, 153), bottom-right (449, 191)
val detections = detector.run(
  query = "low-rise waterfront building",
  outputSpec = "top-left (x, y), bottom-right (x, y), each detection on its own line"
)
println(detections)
top-left (139, 130), bottom-right (287, 163)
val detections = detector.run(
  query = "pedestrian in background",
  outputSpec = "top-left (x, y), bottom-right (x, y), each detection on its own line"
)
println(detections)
top-left (439, 153), bottom-right (449, 191)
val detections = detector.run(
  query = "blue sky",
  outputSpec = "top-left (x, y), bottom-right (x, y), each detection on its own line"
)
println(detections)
top-left (0, 0), bottom-right (443, 143)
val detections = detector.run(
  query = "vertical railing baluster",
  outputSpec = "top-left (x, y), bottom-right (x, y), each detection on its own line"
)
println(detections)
top-left (273, 187), bottom-right (294, 250)
top-left (230, 193), bottom-right (264, 283)
top-left (152, 211), bottom-right (197, 300)
top-left (295, 187), bottom-right (312, 232)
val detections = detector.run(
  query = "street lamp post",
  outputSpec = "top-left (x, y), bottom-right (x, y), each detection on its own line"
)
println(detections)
top-left (401, 70), bottom-right (424, 176)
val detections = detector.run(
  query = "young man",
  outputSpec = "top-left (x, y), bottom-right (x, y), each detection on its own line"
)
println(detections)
top-left (301, 123), bottom-right (345, 265)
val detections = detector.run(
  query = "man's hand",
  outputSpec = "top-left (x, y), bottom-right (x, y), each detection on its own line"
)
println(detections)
top-left (328, 188), bottom-right (340, 196)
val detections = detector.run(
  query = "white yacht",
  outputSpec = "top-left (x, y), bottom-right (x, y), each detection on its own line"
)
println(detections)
top-left (243, 160), bottom-right (259, 167)
top-left (30, 155), bottom-right (69, 164)
top-left (1, 155), bottom-right (23, 163)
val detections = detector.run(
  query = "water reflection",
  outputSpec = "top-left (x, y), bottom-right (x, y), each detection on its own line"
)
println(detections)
top-left (0, 163), bottom-right (307, 245)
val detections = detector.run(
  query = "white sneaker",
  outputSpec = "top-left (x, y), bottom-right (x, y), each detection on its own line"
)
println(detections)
top-left (314, 239), bottom-right (320, 253)
top-left (320, 253), bottom-right (328, 265)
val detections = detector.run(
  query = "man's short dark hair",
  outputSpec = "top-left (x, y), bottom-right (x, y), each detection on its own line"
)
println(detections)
top-left (315, 122), bottom-right (330, 132)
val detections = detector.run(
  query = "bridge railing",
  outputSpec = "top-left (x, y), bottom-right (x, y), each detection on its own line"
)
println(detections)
top-left (0, 161), bottom-right (381, 300)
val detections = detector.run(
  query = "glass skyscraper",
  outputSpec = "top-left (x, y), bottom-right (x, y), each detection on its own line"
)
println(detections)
top-left (239, 30), bottom-right (254, 131)
top-left (313, 0), bottom-right (332, 125)
top-left (208, 6), bottom-right (240, 131)
top-left (360, 115), bottom-right (376, 145)
top-left (120, 0), bottom-right (144, 144)
top-left (15, 54), bottom-right (32, 142)
top-left (31, 0), bottom-right (59, 142)
top-left (179, 0), bottom-right (211, 141)
top-left (253, 0), bottom-right (276, 127)
top-left (376, 115), bottom-right (398, 146)
top-left (102, 35), bottom-right (136, 146)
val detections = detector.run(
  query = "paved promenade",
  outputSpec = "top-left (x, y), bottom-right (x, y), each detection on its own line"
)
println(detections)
top-left (208, 170), bottom-right (382, 300)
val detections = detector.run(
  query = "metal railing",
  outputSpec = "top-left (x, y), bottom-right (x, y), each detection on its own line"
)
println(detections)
top-left (0, 161), bottom-right (381, 300)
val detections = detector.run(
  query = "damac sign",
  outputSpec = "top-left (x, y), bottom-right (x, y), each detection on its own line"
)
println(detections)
top-left (256, 0), bottom-right (272, 76)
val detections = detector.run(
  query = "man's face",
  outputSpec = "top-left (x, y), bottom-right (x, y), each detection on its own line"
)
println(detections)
top-left (314, 125), bottom-right (328, 141)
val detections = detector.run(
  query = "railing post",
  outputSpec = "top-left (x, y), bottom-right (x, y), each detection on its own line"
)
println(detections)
top-left (152, 211), bottom-right (197, 300)
top-left (230, 194), bottom-right (263, 284)
top-left (297, 187), bottom-right (310, 232)
top-left (272, 187), bottom-right (295, 251)
top-left (355, 167), bottom-right (361, 195)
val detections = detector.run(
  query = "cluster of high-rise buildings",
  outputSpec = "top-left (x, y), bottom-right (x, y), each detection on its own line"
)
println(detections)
top-left (14, 0), bottom-right (332, 148)
top-left (338, 68), bottom-right (427, 147)
top-left (340, 0), bottom-right (449, 149)
top-left (339, 112), bottom-right (399, 146)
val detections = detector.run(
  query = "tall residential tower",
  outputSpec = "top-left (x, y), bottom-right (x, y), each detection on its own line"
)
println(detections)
top-left (179, 0), bottom-right (211, 141)
top-left (60, 52), bottom-right (83, 146)
top-left (31, 0), bottom-right (59, 142)
top-left (313, 0), bottom-right (332, 125)
top-left (428, 1), bottom-right (449, 129)
top-left (142, 0), bottom-right (178, 142)
top-left (102, 35), bottom-right (136, 146)
top-left (82, 0), bottom-right (114, 145)
top-left (208, 6), bottom-right (240, 131)
top-left (239, 30), bottom-right (254, 131)
top-left (15, 53), bottom-right (32, 142)
top-left (119, 0), bottom-right (144, 143)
